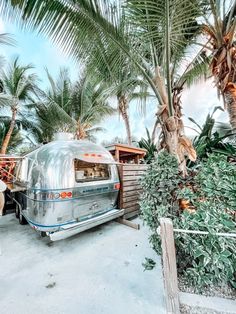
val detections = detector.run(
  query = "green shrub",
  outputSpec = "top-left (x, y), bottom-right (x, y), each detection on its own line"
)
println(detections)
top-left (140, 152), bottom-right (236, 288)
top-left (140, 151), bottom-right (180, 253)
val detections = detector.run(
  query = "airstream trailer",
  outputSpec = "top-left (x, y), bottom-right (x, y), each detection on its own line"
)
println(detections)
top-left (12, 138), bottom-right (124, 240)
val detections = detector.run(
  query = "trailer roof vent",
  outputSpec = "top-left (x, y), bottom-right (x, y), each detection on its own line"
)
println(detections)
top-left (53, 132), bottom-right (75, 141)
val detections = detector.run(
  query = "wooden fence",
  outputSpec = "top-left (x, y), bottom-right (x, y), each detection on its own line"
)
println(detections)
top-left (159, 218), bottom-right (236, 313)
top-left (118, 164), bottom-right (147, 219)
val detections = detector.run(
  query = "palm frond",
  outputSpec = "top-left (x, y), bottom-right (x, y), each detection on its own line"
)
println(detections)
top-left (176, 51), bottom-right (211, 88)
top-left (33, 68), bottom-right (115, 141)
top-left (0, 32), bottom-right (15, 46)
top-left (138, 128), bottom-right (157, 163)
top-left (0, 116), bottom-right (23, 152)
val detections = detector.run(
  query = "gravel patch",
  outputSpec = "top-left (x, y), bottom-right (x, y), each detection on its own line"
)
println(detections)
top-left (178, 275), bottom-right (236, 300)
top-left (180, 304), bottom-right (230, 314)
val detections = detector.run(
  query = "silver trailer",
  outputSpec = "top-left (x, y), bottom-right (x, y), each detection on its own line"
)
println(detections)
top-left (12, 137), bottom-right (124, 240)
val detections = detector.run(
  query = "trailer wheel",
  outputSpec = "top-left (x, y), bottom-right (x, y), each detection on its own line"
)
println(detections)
top-left (19, 210), bottom-right (28, 225)
top-left (40, 231), bottom-right (47, 237)
top-left (15, 204), bottom-right (19, 219)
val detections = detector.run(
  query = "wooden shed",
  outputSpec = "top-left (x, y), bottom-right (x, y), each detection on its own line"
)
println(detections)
top-left (106, 143), bottom-right (146, 164)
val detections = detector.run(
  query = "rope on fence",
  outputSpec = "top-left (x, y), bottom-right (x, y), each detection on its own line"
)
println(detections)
top-left (156, 226), bottom-right (236, 238)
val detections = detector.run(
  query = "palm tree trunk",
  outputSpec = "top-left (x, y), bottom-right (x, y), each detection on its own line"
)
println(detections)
top-left (159, 88), bottom-right (196, 176)
top-left (161, 109), bottom-right (188, 175)
top-left (224, 83), bottom-right (236, 130)
top-left (0, 107), bottom-right (17, 155)
top-left (118, 96), bottom-right (132, 146)
top-left (76, 121), bottom-right (87, 140)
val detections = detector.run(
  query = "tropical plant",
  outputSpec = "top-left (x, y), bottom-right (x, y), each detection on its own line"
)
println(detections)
top-left (0, 117), bottom-right (23, 152)
top-left (88, 62), bottom-right (148, 146)
top-left (0, 33), bottom-right (15, 46)
top-left (189, 107), bottom-right (236, 161)
top-left (1, 0), bottom-right (206, 174)
top-left (198, 1), bottom-right (236, 130)
top-left (85, 12), bottom-right (149, 146)
top-left (138, 128), bottom-right (157, 163)
top-left (0, 57), bottom-right (37, 154)
top-left (33, 68), bottom-right (115, 142)
top-left (140, 151), bottom-right (236, 288)
top-left (215, 121), bottom-right (236, 146)
top-left (0, 32), bottom-right (15, 95)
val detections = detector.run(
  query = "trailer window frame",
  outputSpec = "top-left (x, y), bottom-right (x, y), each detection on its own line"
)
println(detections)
top-left (74, 159), bottom-right (111, 183)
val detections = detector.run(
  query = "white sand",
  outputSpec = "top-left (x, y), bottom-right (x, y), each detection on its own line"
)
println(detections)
top-left (0, 214), bottom-right (165, 314)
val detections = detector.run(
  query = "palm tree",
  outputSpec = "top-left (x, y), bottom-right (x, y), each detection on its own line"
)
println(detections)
top-left (0, 32), bottom-right (15, 94)
top-left (34, 68), bottom-right (115, 142)
top-left (0, 57), bottom-right (37, 154)
top-left (87, 58), bottom-right (148, 146)
top-left (85, 12), bottom-right (149, 146)
top-left (1, 0), bottom-right (203, 173)
top-left (0, 117), bottom-right (23, 153)
top-left (198, 1), bottom-right (236, 129)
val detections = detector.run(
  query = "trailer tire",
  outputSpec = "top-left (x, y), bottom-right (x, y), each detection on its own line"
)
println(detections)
top-left (15, 204), bottom-right (19, 219)
top-left (40, 231), bottom-right (47, 237)
top-left (19, 210), bottom-right (28, 225)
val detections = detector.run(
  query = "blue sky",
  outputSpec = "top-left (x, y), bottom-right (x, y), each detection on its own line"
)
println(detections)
top-left (0, 15), bottom-right (228, 144)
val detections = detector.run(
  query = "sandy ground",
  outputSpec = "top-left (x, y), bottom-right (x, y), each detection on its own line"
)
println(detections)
top-left (0, 214), bottom-right (165, 314)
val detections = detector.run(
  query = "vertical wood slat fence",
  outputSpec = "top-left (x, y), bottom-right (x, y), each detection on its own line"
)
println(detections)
top-left (118, 164), bottom-right (147, 219)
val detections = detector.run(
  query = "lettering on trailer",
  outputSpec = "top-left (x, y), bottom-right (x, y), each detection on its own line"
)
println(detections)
top-left (82, 186), bottom-right (109, 194)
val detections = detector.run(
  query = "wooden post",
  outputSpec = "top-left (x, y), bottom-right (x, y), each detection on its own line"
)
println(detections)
top-left (116, 217), bottom-right (140, 230)
top-left (115, 148), bottom-right (120, 162)
top-left (118, 165), bottom-right (123, 209)
top-left (160, 218), bottom-right (180, 314)
top-left (135, 154), bottom-right (139, 164)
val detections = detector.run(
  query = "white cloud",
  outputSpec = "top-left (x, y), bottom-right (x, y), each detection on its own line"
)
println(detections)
top-left (97, 80), bottom-right (227, 143)
top-left (182, 79), bottom-right (228, 136)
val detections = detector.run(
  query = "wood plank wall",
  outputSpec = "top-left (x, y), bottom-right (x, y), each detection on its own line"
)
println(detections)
top-left (118, 164), bottom-right (148, 219)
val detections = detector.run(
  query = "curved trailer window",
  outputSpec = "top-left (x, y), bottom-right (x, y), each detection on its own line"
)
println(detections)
top-left (74, 159), bottom-right (111, 182)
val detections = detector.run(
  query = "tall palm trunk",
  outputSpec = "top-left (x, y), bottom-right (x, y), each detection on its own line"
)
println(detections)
top-left (209, 35), bottom-right (236, 130)
top-left (225, 83), bottom-right (236, 130)
top-left (160, 108), bottom-right (180, 155)
top-left (118, 95), bottom-right (132, 146)
top-left (0, 106), bottom-right (17, 154)
top-left (158, 87), bottom-right (196, 176)
top-left (153, 69), bottom-right (182, 156)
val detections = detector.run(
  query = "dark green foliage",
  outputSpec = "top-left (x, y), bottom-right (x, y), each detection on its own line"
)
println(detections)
top-left (189, 107), bottom-right (236, 163)
top-left (142, 258), bottom-right (156, 271)
top-left (0, 117), bottom-right (23, 152)
top-left (138, 128), bottom-right (157, 163)
top-left (33, 69), bottom-right (115, 143)
top-left (175, 202), bottom-right (236, 287)
top-left (196, 155), bottom-right (236, 210)
top-left (140, 151), bottom-right (180, 253)
top-left (140, 152), bottom-right (236, 288)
